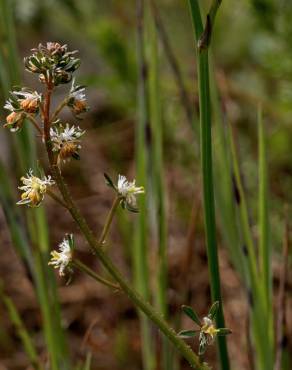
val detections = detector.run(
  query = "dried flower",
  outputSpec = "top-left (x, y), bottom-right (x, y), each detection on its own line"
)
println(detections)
top-left (13, 90), bottom-right (41, 114)
top-left (24, 42), bottom-right (80, 86)
top-left (50, 123), bottom-right (85, 165)
top-left (49, 234), bottom-right (74, 276)
top-left (4, 111), bottom-right (25, 132)
top-left (17, 169), bottom-right (55, 207)
top-left (3, 89), bottom-right (41, 131)
top-left (67, 79), bottom-right (89, 116)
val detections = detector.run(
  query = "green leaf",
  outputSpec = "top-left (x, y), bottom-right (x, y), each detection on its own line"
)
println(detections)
top-left (177, 330), bottom-right (199, 338)
top-left (182, 305), bottom-right (201, 326)
top-left (217, 328), bottom-right (232, 336)
top-left (104, 173), bottom-right (115, 189)
top-left (208, 301), bottom-right (219, 320)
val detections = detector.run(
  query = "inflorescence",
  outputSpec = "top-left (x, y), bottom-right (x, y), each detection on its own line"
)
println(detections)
top-left (2, 42), bottom-right (145, 275)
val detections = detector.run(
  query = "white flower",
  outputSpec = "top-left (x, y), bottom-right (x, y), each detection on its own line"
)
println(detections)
top-left (50, 123), bottom-right (85, 164)
top-left (117, 175), bottom-right (144, 210)
top-left (4, 100), bottom-right (15, 111)
top-left (201, 316), bottom-right (219, 342)
top-left (68, 79), bottom-right (88, 115)
top-left (17, 169), bottom-right (55, 207)
top-left (69, 80), bottom-right (86, 101)
top-left (49, 235), bottom-right (73, 276)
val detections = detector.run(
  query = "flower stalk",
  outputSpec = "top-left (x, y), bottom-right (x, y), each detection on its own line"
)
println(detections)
top-left (73, 259), bottom-right (120, 291)
top-left (41, 77), bottom-right (207, 370)
top-left (98, 196), bottom-right (121, 245)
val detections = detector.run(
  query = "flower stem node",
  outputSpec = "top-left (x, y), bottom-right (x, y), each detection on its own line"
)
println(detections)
top-left (17, 169), bottom-right (55, 207)
top-left (104, 173), bottom-right (145, 212)
top-left (49, 234), bottom-right (74, 277)
top-left (50, 123), bottom-right (85, 165)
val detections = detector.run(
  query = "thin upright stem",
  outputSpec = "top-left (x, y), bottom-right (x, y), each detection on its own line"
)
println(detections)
top-left (73, 259), bottom-right (120, 291)
top-left (46, 189), bottom-right (69, 209)
top-left (27, 115), bottom-right (43, 136)
top-left (274, 220), bottom-right (290, 370)
top-left (51, 98), bottom-right (68, 123)
top-left (98, 197), bottom-right (121, 245)
top-left (187, 1), bottom-right (230, 369)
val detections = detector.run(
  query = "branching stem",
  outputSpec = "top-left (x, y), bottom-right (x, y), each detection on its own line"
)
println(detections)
top-left (42, 81), bottom-right (208, 370)
top-left (73, 259), bottom-right (120, 291)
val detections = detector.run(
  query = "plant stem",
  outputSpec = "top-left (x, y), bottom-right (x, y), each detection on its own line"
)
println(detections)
top-left (48, 165), bottom-right (207, 369)
top-left (51, 98), bottom-right (68, 123)
top-left (187, 2), bottom-right (230, 370)
top-left (274, 219), bottom-right (290, 370)
top-left (136, 1), bottom-right (156, 369)
top-left (147, 5), bottom-right (171, 369)
top-left (258, 106), bottom-right (271, 307)
top-left (47, 189), bottom-right (69, 209)
top-left (98, 196), bottom-right (120, 245)
top-left (73, 259), bottom-right (120, 290)
top-left (43, 84), bottom-right (208, 370)
top-left (27, 115), bottom-right (43, 136)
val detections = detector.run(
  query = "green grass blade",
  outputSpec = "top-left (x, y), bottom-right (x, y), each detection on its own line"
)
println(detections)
top-left (257, 106), bottom-right (274, 367)
top-left (258, 106), bottom-right (271, 307)
top-left (135, 1), bottom-right (156, 369)
top-left (187, 1), bottom-right (230, 369)
top-left (83, 352), bottom-right (92, 370)
top-left (146, 6), bottom-right (171, 369)
top-left (0, 285), bottom-right (43, 370)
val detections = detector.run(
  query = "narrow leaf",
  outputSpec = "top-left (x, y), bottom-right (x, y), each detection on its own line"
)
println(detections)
top-left (104, 173), bottom-right (115, 189)
top-left (178, 330), bottom-right (199, 338)
top-left (182, 305), bottom-right (201, 326)
top-left (217, 328), bottom-right (232, 336)
top-left (208, 301), bottom-right (219, 320)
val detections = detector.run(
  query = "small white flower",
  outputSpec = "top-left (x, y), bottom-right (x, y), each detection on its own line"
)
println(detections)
top-left (117, 175), bottom-right (144, 210)
top-left (201, 316), bottom-right (219, 342)
top-left (4, 100), bottom-right (15, 112)
top-left (49, 235), bottom-right (73, 276)
top-left (69, 80), bottom-right (86, 101)
top-left (68, 79), bottom-right (88, 115)
top-left (17, 169), bottom-right (55, 207)
top-left (50, 123), bottom-right (85, 164)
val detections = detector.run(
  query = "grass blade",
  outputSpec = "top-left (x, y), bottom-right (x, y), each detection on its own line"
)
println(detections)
top-left (0, 285), bottom-right (43, 370)
top-left (187, 1), bottom-right (230, 368)
top-left (135, 1), bottom-right (156, 369)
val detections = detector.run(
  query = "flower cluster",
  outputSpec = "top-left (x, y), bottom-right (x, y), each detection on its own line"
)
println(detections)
top-left (67, 79), bottom-right (89, 116)
top-left (49, 234), bottom-right (74, 276)
top-left (50, 123), bottom-right (85, 165)
top-left (24, 42), bottom-right (80, 86)
top-left (4, 89), bottom-right (41, 132)
top-left (17, 169), bottom-right (55, 207)
top-left (104, 173), bottom-right (145, 212)
top-left (178, 302), bottom-right (231, 356)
